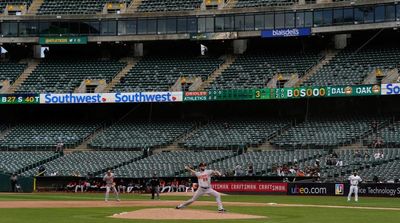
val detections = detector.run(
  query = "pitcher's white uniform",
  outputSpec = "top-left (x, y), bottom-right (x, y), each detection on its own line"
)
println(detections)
top-left (103, 172), bottom-right (120, 202)
top-left (347, 175), bottom-right (362, 202)
top-left (177, 169), bottom-right (224, 210)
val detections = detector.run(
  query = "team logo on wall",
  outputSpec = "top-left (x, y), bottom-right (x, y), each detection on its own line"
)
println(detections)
top-left (372, 85), bottom-right (381, 94)
top-left (335, 184), bottom-right (344, 195)
top-left (344, 86), bottom-right (352, 95)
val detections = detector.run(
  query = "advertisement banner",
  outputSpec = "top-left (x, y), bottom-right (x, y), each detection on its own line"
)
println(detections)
top-left (289, 183), bottom-right (400, 197)
top-left (344, 183), bottom-right (400, 197)
top-left (288, 183), bottom-right (335, 196)
top-left (381, 83), bottom-right (400, 95)
top-left (190, 32), bottom-right (238, 40)
top-left (40, 92), bottom-right (183, 104)
top-left (261, 28), bottom-right (311, 38)
top-left (327, 85), bottom-right (381, 97)
top-left (0, 94), bottom-right (39, 104)
top-left (39, 36), bottom-right (88, 45)
top-left (211, 182), bottom-right (287, 193)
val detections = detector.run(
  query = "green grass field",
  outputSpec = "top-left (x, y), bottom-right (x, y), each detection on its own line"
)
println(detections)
top-left (1, 193), bottom-right (399, 223)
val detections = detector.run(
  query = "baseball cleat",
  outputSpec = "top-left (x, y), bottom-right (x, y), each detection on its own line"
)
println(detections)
top-left (218, 209), bottom-right (226, 213)
top-left (176, 206), bottom-right (181, 209)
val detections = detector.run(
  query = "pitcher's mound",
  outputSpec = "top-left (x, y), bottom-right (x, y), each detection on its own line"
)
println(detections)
top-left (111, 208), bottom-right (266, 220)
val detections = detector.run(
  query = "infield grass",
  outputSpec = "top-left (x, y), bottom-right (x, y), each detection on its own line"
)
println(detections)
top-left (0, 193), bottom-right (399, 223)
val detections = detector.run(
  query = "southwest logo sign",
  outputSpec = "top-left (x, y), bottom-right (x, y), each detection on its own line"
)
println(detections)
top-left (261, 28), bottom-right (311, 38)
top-left (40, 92), bottom-right (183, 104)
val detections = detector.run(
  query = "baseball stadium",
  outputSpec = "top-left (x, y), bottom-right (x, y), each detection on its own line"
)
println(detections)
top-left (1, 0), bottom-right (400, 222)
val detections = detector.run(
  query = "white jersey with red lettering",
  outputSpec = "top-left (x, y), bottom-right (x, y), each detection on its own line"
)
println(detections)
top-left (195, 170), bottom-right (213, 188)
top-left (103, 173), bottom-right (115, 187)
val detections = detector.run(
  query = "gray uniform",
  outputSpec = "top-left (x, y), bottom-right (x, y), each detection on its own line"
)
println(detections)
top-left (103, 173), bottom-right (120, 201)
top-left (177, 169), bottom-right (223, 210)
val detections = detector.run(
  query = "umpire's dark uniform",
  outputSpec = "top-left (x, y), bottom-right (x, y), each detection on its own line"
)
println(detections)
top-left (150, 175), bottom-right (160, 200)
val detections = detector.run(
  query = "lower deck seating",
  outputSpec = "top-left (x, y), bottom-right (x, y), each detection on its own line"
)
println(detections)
top-left (209, 149), bottom-right (326, 176)
top-left (22, 151), bottom-right (142, 177)
top-left (0, 122), bottom-right (100, 150)
top-left (0, 151), bottom-right (58, 174)
top-left (90, 121), bottom-right (195, 150)
top-left (364, 121), bottom-right (400, 147)
top-left (183, 120), bottom-right (290, 150)
top-left (112, 150), bottom-right (233, 178)
top-left (272, 117), bottom-right (388, 148)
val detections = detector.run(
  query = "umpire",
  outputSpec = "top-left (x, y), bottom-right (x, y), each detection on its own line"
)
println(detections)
top-left (150, 173), bottom-right (160, 200)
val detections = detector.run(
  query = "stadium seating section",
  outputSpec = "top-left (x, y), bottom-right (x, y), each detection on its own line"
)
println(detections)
top-left (38, 0), bottom-right (131, 15)
top-left (16, 59), bottom-right (126, 93)
top-left (208, 52), bottom-right (321, 90)
top-left (0, 0), bottom-right (31, 14)
top-left (209, 149), bottom-right (327, 176)
top-left (0, 61), bottom-right (27, 84)
top-left (0, 122), bottom-right (100, 150)
top-left (0, 151), bottom-right (59, 174)
top-left (234, 0), bottom-right (297, 8)
top-left (303, 46), bottom-right (400, 86)
top-left (22, 151), bottom-right (142, 177)
top-left (112, 56), bottom-right (223, 92)
top-left (137, 0), bottom-right (202, 12)
top-left (112, 150), bottom-right (233, 178)
top-left (272, 117), bottom-right (388, 148)
top-left (182, 120), bottom-right (290, 149)
top-left (310, 148), bottom-right (400, 181)
top-left (363, 121), bottom-right (400, 147)
top-left (89, 121), bottom-right (195, 150)
top-left (359, 151), bottom-right (400, 182)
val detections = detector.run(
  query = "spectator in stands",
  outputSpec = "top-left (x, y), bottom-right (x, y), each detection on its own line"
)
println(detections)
top-left (371, 120), bottom-right (378, 134)
top-left (55, 142), bottom-right (64, 153)
top-left (296, 169), bottom-right (305, 177)
top-left (364, 151), bottom-right (370, 158)
top-left (234, 164), bottom-right (242, 176)
top-left (336, 159), bottom-right (343, 167)
top-left (282, 165), bottom-right (289, 175)
top-left (289, 166), bottom-right (296, 175)
top-left (373, 175), bottom-right (380, 183)
top-left (38, 165), bottom-right (46, 176)
top-left (374, 151), bottom-right (382, 160)
top-left (276, 165), bottom-right (283, 176)
top-left (247, 163), bottom-right (254, 176)
top-left (314, 159), bottom-right (320, 168)
top-left (354, 150), bottom-right (362, 158)
top-left (10, 174), bottom-right (18, 192)
top-left (118, 179), bottom-right (126, 193)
